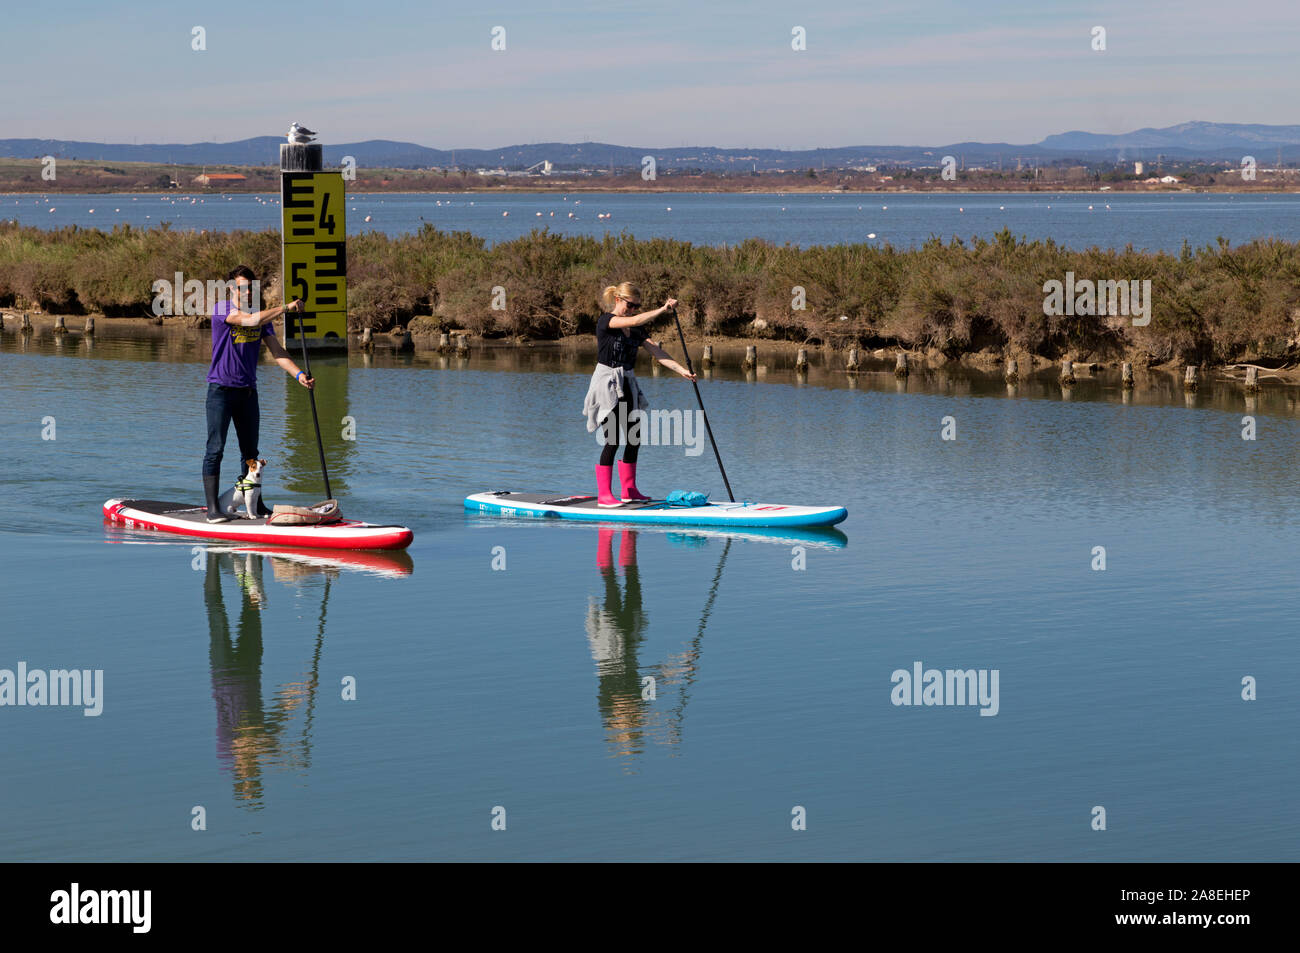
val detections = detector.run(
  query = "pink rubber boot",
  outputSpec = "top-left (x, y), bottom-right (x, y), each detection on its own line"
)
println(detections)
top-left (596, 464), bottom-right (620, 507)
top-left (618, 461), bottom-right (651, 502)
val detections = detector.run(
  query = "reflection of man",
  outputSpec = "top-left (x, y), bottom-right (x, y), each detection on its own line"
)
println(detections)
top-left (586, 528), bottom-right (652, 757)
top-left (203, 551), bottom-right (310, 807)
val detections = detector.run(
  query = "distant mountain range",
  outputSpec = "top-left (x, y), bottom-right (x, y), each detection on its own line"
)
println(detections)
top-left (3, 122), bottom-right (1298, 170)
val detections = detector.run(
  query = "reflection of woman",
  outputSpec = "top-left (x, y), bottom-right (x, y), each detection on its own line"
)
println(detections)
top-left (203, 551), bottom-right (309, 807)
top-left (583, 283), bottom-right (691, 506)
top-left (585, 528), bottom-right (652, 756)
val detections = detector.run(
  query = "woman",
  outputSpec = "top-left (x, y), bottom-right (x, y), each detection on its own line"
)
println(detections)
top-left (583, 282), bottom-right (693, 506)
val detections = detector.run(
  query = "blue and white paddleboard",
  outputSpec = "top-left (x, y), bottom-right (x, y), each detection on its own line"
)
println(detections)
top-left (464, 491), bottom-right (848, 528)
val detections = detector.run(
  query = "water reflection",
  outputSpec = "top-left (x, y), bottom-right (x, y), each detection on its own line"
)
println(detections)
top-left (282, 359), bottom-right (354, 499)
top-left (585, 528), bottom-right (731, 767)
top-left (7, 326), bottom-right (1300, 420)
top-left (198, 545), bottom-right (411, 810)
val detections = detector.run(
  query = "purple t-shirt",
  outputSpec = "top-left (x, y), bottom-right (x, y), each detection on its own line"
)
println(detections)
top-left (208, 299), bottom-right (273, 387)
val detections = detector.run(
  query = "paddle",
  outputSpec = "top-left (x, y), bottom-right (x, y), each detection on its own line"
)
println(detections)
top-left (288, 308), bottom-right (333, 500)
top-left (668, 307), bottom-right (734, 502)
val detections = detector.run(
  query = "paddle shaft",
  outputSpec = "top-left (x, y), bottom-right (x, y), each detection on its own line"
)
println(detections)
top-left (669, 308), bottom-right (734, 502)
top-left (289, 309), bottom-right (333, 500)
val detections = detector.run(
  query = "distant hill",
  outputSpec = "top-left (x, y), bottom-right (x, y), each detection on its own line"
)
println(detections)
top-left (3, 122), bottom-right (1299, 170)
top-left (1040, 121), bottom-right (1300, 158)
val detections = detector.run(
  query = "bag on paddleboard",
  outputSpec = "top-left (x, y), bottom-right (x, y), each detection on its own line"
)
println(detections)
top-left (268, 499), bottom-right (343, 526)
top-left (665, 491), bottom-right (710, 507)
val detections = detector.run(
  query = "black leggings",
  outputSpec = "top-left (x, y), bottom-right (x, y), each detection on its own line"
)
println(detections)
top-left (598, 391), bottom-right (641, 467)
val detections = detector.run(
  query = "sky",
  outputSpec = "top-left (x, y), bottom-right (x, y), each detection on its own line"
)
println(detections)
top-left (3, 0), bottom-right (1297, 149)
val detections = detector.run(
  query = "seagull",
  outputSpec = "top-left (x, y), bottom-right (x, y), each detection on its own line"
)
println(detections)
top-left (287, 122), bottom-right (317, 144)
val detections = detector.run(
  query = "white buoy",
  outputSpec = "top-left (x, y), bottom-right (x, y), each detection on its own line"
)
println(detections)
top-left (364, 215), bottom-right (372, 222)
top-left (868, 233), bottom-right (876, 238)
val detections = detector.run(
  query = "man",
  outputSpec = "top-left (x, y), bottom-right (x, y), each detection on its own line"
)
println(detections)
top-left (203, 265), bottom-right (311, 522)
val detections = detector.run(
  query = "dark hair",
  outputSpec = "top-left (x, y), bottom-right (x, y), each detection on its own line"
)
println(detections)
top-left (227, 265), bottom-right (256, 282)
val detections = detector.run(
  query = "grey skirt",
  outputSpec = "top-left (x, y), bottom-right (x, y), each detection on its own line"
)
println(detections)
top-left (583, 363), bottom-right (649, 433)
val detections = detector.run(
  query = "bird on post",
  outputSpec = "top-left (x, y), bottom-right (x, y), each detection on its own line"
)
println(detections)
top-left (287, 122), bottom-right (317, 144)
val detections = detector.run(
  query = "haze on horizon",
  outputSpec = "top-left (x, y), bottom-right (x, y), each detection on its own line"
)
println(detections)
top-left (5, 0), bottom-right (1296, 150)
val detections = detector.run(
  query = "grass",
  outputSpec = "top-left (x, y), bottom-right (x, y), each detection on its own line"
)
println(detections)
top-left (1, 220), bottom-right (1298, 364)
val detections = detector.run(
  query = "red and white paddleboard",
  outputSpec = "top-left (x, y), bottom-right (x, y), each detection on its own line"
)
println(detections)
top-left (103, 499), bottom-right (413, 551)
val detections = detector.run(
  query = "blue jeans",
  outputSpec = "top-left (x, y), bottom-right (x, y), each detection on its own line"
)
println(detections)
top-left (203, 383), bottom-right (260, 478)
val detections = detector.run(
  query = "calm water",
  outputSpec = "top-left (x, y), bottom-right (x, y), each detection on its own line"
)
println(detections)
top-left (4, 191), bottom-right (1299, 252)
top-left (2, 330), bottom-right (1298, 860)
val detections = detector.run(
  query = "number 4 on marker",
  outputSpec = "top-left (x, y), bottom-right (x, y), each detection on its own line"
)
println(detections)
top-left (319, 190), bottom-right (335, 232)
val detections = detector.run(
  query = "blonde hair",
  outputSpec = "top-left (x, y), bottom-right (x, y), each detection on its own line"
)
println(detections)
top-left (601, 282), bottom-right (641, 312)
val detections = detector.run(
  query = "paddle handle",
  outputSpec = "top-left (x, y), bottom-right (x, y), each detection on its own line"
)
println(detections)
top-left (290, 308), bottom-right (333, 500)
top-left (670, 308), bottom-right (734, 502)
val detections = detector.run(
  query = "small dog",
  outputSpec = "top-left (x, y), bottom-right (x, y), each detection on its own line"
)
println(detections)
top-left (218, 459), bottom-right (267, 520)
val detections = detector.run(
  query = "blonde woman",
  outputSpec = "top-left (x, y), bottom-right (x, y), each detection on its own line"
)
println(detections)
top-left (583, 282), bottom-right (692, 505)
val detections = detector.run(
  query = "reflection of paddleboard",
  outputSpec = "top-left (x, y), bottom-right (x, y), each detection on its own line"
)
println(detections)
top-left (465, 491), bottom-right (848, 528)
top-left (202, 545), bottom-right (414, 578)
top-left (103, 499), bottom-right (414, 551)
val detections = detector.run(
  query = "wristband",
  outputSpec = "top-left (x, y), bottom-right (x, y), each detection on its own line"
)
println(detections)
top-left (296, 371), bottom-right (304, 382)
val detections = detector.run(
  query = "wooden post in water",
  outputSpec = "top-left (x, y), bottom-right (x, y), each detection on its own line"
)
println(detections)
top-left (1004, 358), bottom-right (1019, 384)
top-left (456, 333), bottom-right (469, 355)
top-left (1244, 366), bottom-right (1260, 393)
top-left (796, 348), bottom-right (809, 371)
top-left (1184, 366), bottom-right (1199, 392)
top-left (894, 352), bottom-right (909, 378)
top-left (84, 317), bottom-right (94, 334)
top-left (1059, 359), bottom-right (1075, 385)
top-left (846, 347), bottom-right (859, 371)
top-left (1121, 362), bottom-right (1134, 388)
top-left (20, 313), bottom-right (32, 333)
top-left (53, 315), bottom-right (67, 333)
top-left (743, 345), bottom-right (757, 369)
top-left (702, 344), bottom-right (713, 368)
top-left (360, 327), bottom-right (373, 348)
